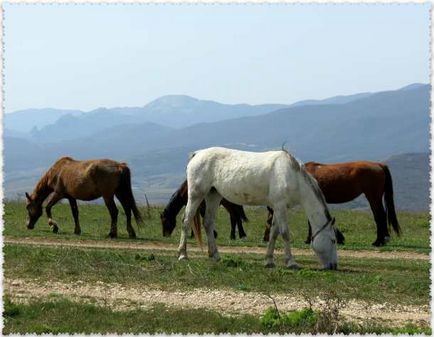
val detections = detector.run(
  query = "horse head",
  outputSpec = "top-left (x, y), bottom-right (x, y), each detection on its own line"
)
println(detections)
top-left (311, 217), bottom-right (338, 270)
top-left (160, 210), bottom-right (176, 237)
top-left (25, 192), bottom-right (43, 229)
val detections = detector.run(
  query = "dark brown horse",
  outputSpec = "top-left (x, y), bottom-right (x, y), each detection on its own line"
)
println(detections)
top-left (161, 179), bottom-right (248, 240)
top-left (25, 156), bottom-right (143, 238)
top-left (264, 161), bottom-right (400, 246)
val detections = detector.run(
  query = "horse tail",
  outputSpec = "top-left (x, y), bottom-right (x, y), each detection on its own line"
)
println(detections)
top-left (119, 165), bottom-right (144, 227)
top-left (382, 165), bottom-right (400, 236)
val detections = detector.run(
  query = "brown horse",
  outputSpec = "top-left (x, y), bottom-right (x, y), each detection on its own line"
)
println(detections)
top-left (25, 156), bottom-right (143, 238)
top-left (161, 179), bottom-right (248, 240)
top-left (264, 161), bottom-right (400, 246)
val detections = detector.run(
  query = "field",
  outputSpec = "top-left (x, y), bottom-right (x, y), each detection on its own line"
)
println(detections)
top-left (3, 201), bottom-right (431, 334)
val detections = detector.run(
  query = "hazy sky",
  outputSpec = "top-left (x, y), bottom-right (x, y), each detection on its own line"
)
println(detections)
top-left (4, 4), bottom-right (431, 113)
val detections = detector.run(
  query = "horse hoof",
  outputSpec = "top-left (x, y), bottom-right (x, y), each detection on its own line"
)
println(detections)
top-left (108, 233), bottom-right (117, 239)
top-left (287, 262), bottom-right (300, 270)
top-left (52, 226), bottom-right (59, 234)
top-left (178, 254), bottom-right (188, 261)
top-left (304, 239), bottom-right (311, 244)
top-left (74, 230), bottom-right (81, 235)
top-left (384, 236), bottom-right (391, 243)
top-left (372, 241), bottom-right (384, 247)
top-left (240, 236), bottom-right (247, 241)
top-left (264, 262), bottom-right (275, 268)
top-left (129, 233), bottom-right (137, 239)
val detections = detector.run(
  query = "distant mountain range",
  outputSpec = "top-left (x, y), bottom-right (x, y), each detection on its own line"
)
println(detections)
top-left (4, 83), bottom-right (431, 210)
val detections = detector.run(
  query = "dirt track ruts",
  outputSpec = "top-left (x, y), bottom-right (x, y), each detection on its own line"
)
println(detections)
top-left (4, 278), bottom-right (430, 327)
top-left (4, 236), bottom-right (429, 261)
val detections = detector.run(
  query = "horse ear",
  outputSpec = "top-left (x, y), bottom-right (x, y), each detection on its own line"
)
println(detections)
top-left (25, 192), bottom-right (32, 201)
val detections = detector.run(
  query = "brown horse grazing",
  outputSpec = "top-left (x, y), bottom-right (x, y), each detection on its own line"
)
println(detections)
top-left (161, 179), bottom-right (248, 240)
top-left (25, 157), bottom-right (143, 238)
top-left (264, 161), bottom-right (400, 246)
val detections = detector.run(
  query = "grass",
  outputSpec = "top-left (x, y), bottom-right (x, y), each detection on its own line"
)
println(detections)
top-left (3, 201), bottom-right (431, 333)
top-left (3, 297), bottom-right (431, 335)
top-left (3, 201), bottom-right (430, 253)
top-left (4, 244), bottom-right (430, 306)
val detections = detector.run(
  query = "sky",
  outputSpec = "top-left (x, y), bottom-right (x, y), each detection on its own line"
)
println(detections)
top-left (4, 3), bottom-right (431, 113)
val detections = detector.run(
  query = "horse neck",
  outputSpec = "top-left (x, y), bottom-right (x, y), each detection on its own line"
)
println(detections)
top-left (32, 173), bottom-right (53, 205)
top-left (297, 171), bottom-right (330, 229)
top-left (164, 187), bottom-right (188, 218)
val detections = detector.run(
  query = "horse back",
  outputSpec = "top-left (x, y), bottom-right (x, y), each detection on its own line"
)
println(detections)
top-left (51, 158), bottom-right (126, 200)
top-left (187, 147), bottom-right (296, 205)
top-left (304, 161), bottom-right (386, 203)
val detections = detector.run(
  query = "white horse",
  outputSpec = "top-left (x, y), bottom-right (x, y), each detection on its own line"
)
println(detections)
top-left (178, 147), bottom-right (338, 270)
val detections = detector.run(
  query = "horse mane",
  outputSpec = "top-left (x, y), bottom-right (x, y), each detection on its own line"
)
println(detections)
top-left (31, 156), bottom-right (74, 203)
top-left (282, 150), bottom-right (331, 221)
top-left (162, 180), bottom-right (188, 218)
top-left (33, 173), bottom-right (49, 194)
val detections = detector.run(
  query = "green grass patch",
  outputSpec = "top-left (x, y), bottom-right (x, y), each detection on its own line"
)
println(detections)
top-left (4, 201), bottom-right (430, 253)
top-left (4, 244), bottom-right (430, 306)
top-left (3, 297), bottom-right (430, 335)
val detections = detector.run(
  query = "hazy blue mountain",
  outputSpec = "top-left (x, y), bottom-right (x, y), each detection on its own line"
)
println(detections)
top-left (290, 92), bottom-right (373, 107)
top-left (17, 96), bottom-right (287, 143)
top-left (4, 83), bottom-right (430, 209)
top-left (129, 95), bottom-right (288, 128)
top-left (5, 108), bottom-right (83, 133)
top-left (140, 83), bottom-right (430, 162)
top-left (44, 122), bottom-right (174, 159)
top-left (31, 109), bottom-right (137, 143)
top-left (383, 152), bottom-right (429, 211)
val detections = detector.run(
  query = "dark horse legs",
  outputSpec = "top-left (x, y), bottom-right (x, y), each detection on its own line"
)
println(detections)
top-left (366, 194), bottom-right (390, 246)
top-left (68, 197), bottom-right (81, 235)
top-left (115, 192), bottom-right (137, 239)
top-left (103, 195), bottom-right (119, 238)
top-left (230, 213), bottom-right (247, 240)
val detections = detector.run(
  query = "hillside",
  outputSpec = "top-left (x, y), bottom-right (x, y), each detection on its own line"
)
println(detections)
top-left (4, 84), bottom-right (430, 209)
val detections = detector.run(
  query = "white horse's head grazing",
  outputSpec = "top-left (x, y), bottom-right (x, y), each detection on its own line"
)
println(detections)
top-left (310, 217), bottom-right (338, 270)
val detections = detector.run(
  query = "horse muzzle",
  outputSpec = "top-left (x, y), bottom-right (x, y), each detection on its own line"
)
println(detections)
top-left (27, 223), bottom-right (35, 230)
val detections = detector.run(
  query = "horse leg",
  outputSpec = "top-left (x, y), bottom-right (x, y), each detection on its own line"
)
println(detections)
top-left (68, 197), bottom-right (81, 235)
top-left (229, 213), bottom-right (236, 240)
top-left (103, 196), bottom-right (119, 238)
top-left (263, 207), bottom-right (273, 242)
top-left (204, 192), bottom-right (222, 261)
top-left (305, 221), bottom-right (312, 244)
top-left (116, 192), bottom-right (136, 239)
top-left (335, 227), bottom-right (345, 245)
top-left (264, 217), bottom-right (280, 268)
top-left (237, 218), bottom-right (247, 240)
top-left (178, 198), bottom-right (203, 260)
top-left (45, 192), bottom-right (63, 233)
top-left (366, 195), bottom-right (389, 246)
top-left (276, 207), bottom-right (299, 269)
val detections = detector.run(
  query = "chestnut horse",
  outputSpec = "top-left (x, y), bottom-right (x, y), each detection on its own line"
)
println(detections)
top-left (161, 179), bottom-right (248, 240)
top-left (264, 161), bottom-right (400, 246)
top-left (25, 156), bottom-right (143, 238)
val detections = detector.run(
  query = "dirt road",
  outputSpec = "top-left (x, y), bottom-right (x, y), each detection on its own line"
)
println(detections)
top-left (5, 278), bottom-right (430, 327)
top-left (4, 236), bottom-right (429, 261)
